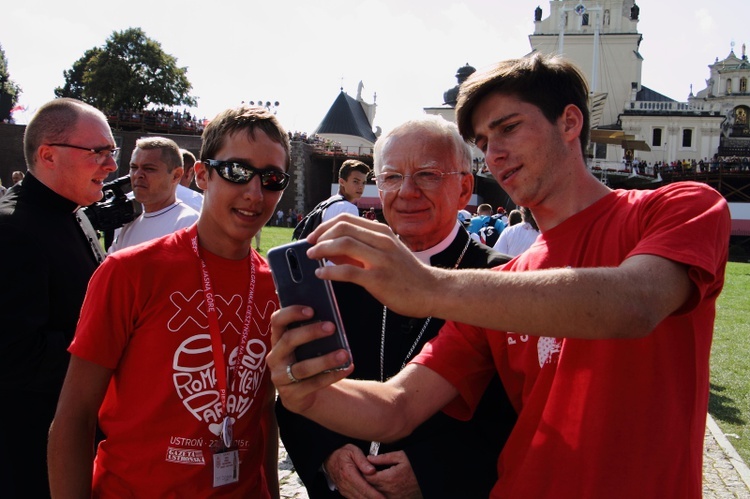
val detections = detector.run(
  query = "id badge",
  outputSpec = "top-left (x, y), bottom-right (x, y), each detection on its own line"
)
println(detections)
top-left (220, 417), bottom-right (234, 449)
top-left (213, 449), bottom-right (239, 487)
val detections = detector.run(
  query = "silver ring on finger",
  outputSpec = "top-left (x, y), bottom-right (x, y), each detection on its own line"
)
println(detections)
top-left (286, 363), bottom-right (300, 384)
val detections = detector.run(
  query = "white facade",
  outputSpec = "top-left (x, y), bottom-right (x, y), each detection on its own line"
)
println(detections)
top-left (424, 1), bottom-right (750, 168)
top-left (689, 48), bottom-right (750, 151)
top-left (620, 105), bottom-right (724, 165)
top-left (529, 0), bottom-right (642, 129)
top-left (421, 1), bottom-right (750, 235)
top-left (527, 1), bottom-right (749, 167)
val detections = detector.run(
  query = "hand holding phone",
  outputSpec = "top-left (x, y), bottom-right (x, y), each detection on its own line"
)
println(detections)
top-left (267, 240), bottom-right (351, 370)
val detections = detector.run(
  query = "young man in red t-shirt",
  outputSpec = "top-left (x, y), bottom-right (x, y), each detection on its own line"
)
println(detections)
top-left (48, 105), bottom-right (291, 498)
top-left (267, 53), bottom-right (730, 499)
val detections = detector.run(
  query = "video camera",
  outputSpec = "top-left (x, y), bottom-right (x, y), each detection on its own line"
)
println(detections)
top-left (82, 175), bottom-right (141, 232)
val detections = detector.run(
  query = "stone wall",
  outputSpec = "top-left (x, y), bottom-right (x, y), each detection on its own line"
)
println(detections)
top-left (0, 123), bottom-right (203, 185)
top-left (0, 124), bottom-right (351, 221)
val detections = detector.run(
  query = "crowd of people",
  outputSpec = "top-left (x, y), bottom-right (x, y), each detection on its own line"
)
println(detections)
top-left (101, 108), bottom-right (356, 141)
top-left (592, 156), bottom-right (750, 177)
top-left (289, 131), bottom-right (331, 146)
top-left (0, 52), bottom-right (732, 499)
top-left (458, 203), bottom-right (540, 256)
top-left (105, 107), bottom-right (208, 134)
top-left (655, 157), bottom-right (750, 174)
top-left (288, 130), bottom-right (374, 157)
top-left (275, 207), bottom-right (303, 227)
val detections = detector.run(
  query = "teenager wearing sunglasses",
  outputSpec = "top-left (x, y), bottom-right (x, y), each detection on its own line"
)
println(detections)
top-left (49, 105), bottom-right (289, 498)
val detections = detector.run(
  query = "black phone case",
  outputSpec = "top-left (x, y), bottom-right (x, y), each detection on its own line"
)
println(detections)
top-left (267, 240), bottom-right (351, 369)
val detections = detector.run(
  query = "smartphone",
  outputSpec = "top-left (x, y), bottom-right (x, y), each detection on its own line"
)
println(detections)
top-left (267, 240), bottom-right (351, 370)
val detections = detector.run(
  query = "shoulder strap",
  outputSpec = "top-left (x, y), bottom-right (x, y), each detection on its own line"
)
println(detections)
top-left (292, 195), bottom-right (346, 240)
top-left (321, 195), bottom-right (345, 209)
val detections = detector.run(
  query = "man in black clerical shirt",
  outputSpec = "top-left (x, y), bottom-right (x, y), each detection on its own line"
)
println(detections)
top-left (276, 115), bottom-right (516, 498)
top-left (0, 98), bottom-right (117, 498)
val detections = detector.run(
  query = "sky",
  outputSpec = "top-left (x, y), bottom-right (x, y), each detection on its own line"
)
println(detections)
top-left (1, 0), bottom-right (747, 134)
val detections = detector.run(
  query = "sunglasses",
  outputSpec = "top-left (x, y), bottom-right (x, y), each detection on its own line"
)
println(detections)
top-left (204, 159), bottom-right (290, 191)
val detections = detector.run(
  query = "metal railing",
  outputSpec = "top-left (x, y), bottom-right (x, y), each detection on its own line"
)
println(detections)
top-left (625, 101), bottom-right (723, 115)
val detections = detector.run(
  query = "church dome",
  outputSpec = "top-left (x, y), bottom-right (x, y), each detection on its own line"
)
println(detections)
top-left (456, 63), bottom-right (476, 83)
top-left (443, 63), bottom-right (477, 106)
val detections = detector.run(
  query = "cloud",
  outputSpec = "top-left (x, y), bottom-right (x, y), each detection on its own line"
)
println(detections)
top-left (694, 8), bottom-right (716, 34)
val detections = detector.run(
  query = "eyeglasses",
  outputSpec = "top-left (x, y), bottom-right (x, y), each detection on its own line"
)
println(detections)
top-left (375, 169), bottom-right (465, 192)
top-left (204, 159), bottom-right (290, 191)
top-left (47, 143), bottom-right (120, 164)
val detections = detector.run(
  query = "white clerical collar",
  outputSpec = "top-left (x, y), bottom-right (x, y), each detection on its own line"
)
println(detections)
top-left (411, 221), bottom-right (461, 265)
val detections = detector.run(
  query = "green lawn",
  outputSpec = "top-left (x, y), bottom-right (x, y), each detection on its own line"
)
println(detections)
top-left (260, 230), bottom-right (749, 463)
top-left (710, 261), bottom-right (750, 464)
top-left (256, 225), bottom-right (295, 258)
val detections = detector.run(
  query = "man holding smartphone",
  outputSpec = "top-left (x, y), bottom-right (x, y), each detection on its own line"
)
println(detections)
top-left (49, 105), bottom-right (289, 498)
top-left (269, 54), bottom-right (729, 499)
top-left (276, 115), bottom-right (516, 498)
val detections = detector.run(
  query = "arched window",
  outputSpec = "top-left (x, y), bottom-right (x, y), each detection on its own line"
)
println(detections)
top-left (740, 78), bottom-right (748, 93)
top-left (726, 79), bottom-right (732, 94)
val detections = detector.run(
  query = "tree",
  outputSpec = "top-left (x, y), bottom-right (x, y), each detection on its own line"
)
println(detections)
top-left (0, 43), bottom-right (22, 122)
top-left (55, 47), bottom-right (102, 102)
top-left (54, 28), bottom-right (197, 112)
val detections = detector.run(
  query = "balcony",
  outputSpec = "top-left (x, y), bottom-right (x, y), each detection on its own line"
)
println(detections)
top-left (624, 101), bottom-right (723, 116)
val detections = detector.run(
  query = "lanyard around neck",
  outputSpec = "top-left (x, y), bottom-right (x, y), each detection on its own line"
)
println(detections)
top-left (189, 226), bottom-right (256, 421)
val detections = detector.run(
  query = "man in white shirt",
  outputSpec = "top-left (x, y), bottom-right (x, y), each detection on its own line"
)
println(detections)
top-left (176, 148), bottom-right (204, 212)
top-left (321, 159), bottom-right (370, 222)
top-left (108, 137), bottom-right (199, 253)
top-left (492, 206), bottom-right (540, 257)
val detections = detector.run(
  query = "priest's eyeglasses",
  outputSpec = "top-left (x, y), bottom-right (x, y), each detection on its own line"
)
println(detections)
top-left (375, 169), bottom-right (465, 192)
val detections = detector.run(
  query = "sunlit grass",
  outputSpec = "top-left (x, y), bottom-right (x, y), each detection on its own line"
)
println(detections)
top-left (710, 261), bottom-right (750, 464)
top-left (257, 229), bottom-right (749, 464)
top-left (255, 225), bottom-right (294, 258)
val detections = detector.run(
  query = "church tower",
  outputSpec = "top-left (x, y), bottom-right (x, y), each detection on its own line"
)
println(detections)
top-left (529, 0), bottom-right (643, 129)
